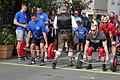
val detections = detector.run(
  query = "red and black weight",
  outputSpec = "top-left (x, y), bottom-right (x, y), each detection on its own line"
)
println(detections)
top-left (48, 43), bottom-right (57, 59)
top-left (110, 56), bottom-right (118, 72)
top-left (17, 41), bottom-right (27, 57)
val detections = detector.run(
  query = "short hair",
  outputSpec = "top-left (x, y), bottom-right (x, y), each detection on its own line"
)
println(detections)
top-left (21, 2), bottom-right (28, 7)
top-left (36, 4), bottom-right (42, 8)
top-left (91, 23), bottom-right (98, 31)
top-left (30, 12), bottom-right (37, 17)
top-left (77, 20), bottom-right (83, 25)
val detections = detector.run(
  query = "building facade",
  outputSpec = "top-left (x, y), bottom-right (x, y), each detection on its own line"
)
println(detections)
top-left (86, 0), bottom-right (120, 16)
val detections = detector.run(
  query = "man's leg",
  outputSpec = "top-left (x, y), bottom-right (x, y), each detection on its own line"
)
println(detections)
top-left (16, 30), bottom-right (24, 61)
top-left (80, 43), bottom-right (84, 52)
top-left (87, 47), bottom-right (93, 69)
top-left (52, 33), bottom-right (64, 69)
top-left (112, 44), bottom-right (116, 56)
top-left (28, 37), bottom-right (38, 65)
top-left (29, 43), bottom-right (36, 65)
top-left (35, 46), bottom-right (41, 62)
top-left (52, 49), bottom-right (62, 69)
top-left (39, 42), bottom-right (45, 66)
top-left (99, 48), bottom-right (107, 71)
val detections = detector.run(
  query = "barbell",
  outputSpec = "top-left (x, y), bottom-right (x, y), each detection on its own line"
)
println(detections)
top-left (18, 41), bottom-right (80, 59)
top-left (17, 41), bottom-right (57, 59)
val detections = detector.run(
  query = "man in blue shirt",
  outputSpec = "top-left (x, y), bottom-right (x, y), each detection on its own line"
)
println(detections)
top-left (27, 12), bottom-right (48, 65)
top-left (36, 5), bottom-right (49, 31)
top-left (13, 3), bottom-right (28, 61)
top-left (36, 5), bottom-right (49, 61)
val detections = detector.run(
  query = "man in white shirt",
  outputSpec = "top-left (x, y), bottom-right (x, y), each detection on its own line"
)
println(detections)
top-left (52, 6), bottom-right (78, 69)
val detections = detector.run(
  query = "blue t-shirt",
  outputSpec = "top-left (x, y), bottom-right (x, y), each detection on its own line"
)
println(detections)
top-left (75, 27), bottom-right (88, 39)
top-left (27, 20), bottom-right (47, 39)
top-left (37, 12), bottom-right (49, 22)
top-left (15, 11), bottom-right (27, 30)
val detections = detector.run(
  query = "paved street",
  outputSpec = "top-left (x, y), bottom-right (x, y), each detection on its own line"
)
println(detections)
top-left (0, 53), bottom-right (120, 80)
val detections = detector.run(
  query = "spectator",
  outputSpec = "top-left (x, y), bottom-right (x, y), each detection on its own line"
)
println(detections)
top-left (13, 2), bottom-right (28, 61)
top-left (80, 10), bottom-right (91, 31)
top-left (75, 20), bottom-right (88, 52)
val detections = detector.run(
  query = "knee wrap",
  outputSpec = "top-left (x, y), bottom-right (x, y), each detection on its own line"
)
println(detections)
top-left (88, 47), bottom-right (93, 56)
top-left (55, 50), bottom-right (61, 56)
top-left (68, 52), bottom-right (73, 57)
top-left (99, 48), bottom-right (104, 57)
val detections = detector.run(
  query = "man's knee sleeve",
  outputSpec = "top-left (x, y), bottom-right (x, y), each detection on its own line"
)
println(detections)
top-left (68, 52), bottom-right (73, 57)
top-left (56, 51), bottom-right (61, 56)
top-left (36, 46), bottom-right (39, 50)
top-left (99, 48), bottom-right (104, 57)
top-left (88, 47), bottom-right (93, 56)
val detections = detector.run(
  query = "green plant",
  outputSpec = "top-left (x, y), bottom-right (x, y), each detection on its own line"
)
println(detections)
top-left (0, 28), bottom-right (17, 45)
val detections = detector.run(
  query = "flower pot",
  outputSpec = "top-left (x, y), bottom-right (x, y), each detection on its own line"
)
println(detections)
top-left (0, 45), bottom-right (14, 59)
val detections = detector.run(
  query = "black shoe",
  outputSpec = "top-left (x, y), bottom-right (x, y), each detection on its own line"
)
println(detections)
top-left (39, 62), bottom-right (45, 66)
top-left (68, 62), bottom-right (73, 67)
top-left (28, 57), bottom-right (36, 65)
top-left (102, 64), bottom-right (107, 71)
top-left (39, 58), bottom-right (45, 66)
top-left (52, 60), bottom-right (57, 69)
top-left (86, 64), bottom-right (92, 69)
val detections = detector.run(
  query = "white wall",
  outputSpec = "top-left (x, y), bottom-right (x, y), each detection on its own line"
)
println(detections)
top-left (107, 0), bottom-right (120, 15)
top-left (94, 0), bottom-right (108, 10)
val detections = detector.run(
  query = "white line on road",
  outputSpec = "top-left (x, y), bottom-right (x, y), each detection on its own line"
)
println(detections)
top-left (0, 62), bottom-right (120, 75)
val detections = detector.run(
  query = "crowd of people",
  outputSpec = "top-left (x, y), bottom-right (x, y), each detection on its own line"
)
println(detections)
top-left (13, 3), bottom-right (120, 71)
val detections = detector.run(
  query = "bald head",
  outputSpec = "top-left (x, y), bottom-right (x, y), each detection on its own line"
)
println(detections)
top-left (60, 6), bottom-right (67, 14)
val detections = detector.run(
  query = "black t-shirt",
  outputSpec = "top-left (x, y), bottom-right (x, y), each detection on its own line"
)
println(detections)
top-left (86, 31), bottom-right (106, 47)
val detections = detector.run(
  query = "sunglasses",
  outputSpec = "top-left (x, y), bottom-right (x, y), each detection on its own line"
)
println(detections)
top-left (91, 30), bottom-right (96, 32)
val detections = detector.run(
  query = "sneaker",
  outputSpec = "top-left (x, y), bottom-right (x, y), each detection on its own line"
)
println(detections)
top-left (28, 57), bottom-right (36, 65)
top-left (44, 57), bottom-right (51, 62)
top-left (22, 57), bottom-right (26, 61)
top-left (28, 61), bottom-right (36, 65)
top-left (102, 64), bottom-right (107, 71)
top-left (52, 60), bottom-right (57, 69)
top-left (39, 58), bottom-right (45, 66)
top-left (86, 64), bottom-right (92, 69)
top-left (68, 62), bottom-right (73, 67)
top-left (39, 62), bottom-right (45, 66)
top-left (17, 57), bottom-right (23, 62)
top-left (35, 56), bottom-right (41, 63)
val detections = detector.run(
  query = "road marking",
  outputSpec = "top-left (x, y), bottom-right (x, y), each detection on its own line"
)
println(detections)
top-left (80, 76), bottom-right (95, 79)
top-left (0, 62), bottom-right (120, 75)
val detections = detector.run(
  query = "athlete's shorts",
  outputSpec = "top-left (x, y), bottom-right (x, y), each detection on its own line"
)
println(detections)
top-left (16, 30), bottom-right (28, 41)
top-left (31, 37), bottom-right (45, 45)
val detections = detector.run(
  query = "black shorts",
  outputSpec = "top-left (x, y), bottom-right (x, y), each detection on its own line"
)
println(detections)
top-left (32, 37), bottom-right (45, 45)
top-left (79, 39), bottom-right (84, 43)
top-left (90, 44), bottom-right (103, 51)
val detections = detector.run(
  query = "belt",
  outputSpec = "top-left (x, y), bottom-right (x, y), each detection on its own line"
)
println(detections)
top-left (58, 29), bottom-right (72, 34)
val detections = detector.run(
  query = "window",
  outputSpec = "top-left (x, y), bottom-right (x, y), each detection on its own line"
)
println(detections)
top-left (117, 0), bottom-right (120, 5)
top-left (111, 0), bottom-right (115, 5)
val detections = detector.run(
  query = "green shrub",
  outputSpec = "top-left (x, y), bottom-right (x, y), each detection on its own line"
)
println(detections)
top-left (0, 28), bottom-right (17, 45)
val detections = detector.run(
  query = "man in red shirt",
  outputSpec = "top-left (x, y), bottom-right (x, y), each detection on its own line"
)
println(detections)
top-left (99, 16), bottom-right (116, 56)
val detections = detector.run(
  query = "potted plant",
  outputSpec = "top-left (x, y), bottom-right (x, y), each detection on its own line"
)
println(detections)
top-left (0, 27), bottom-right (17, 59)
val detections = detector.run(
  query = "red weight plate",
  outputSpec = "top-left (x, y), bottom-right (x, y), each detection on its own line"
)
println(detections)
top-left (114, 57), bottom-right (117, 69)
top-left (18, 41), bottom-right (27, 57)
top-left (48, 43), bottom-right (56, 59)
